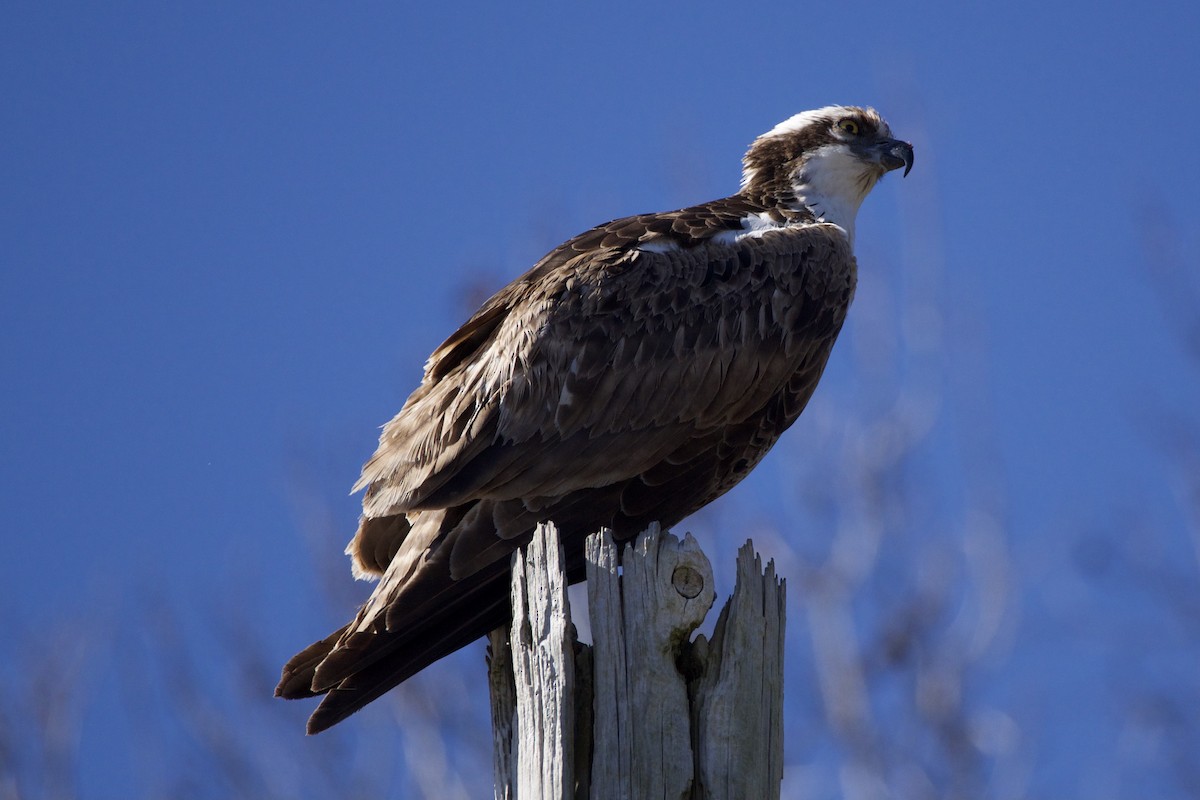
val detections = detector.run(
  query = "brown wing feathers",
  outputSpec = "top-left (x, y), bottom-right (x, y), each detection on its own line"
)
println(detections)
top-left (277, 209), bottom-right (856, 732)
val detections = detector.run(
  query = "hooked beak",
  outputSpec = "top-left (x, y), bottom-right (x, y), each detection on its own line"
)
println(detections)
top-left (876, 138), bottom-right (914, 177)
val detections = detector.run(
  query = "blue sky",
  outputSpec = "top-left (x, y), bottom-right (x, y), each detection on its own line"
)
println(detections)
top-left (3, 2), bottom-right (1199, 796)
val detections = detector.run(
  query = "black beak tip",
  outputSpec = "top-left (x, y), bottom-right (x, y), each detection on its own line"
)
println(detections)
top-left (896, 141), bottom-right (915, 177)
top-left (879, 140), bottom-right (915, 177)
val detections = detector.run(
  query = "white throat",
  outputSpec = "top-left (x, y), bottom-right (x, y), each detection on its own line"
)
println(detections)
top-left (792, 143), bottom-right (879, 244)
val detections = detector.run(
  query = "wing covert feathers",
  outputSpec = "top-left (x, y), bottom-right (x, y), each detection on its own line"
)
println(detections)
top-left (279, 205), bottom-right (858, 732)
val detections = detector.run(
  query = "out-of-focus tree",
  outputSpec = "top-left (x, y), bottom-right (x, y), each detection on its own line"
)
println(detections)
top-left (3, 130), bottom-right (1200, 800)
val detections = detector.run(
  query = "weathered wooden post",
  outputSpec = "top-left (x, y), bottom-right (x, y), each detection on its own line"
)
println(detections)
top-left (488, 522), bottom-right (786, 799)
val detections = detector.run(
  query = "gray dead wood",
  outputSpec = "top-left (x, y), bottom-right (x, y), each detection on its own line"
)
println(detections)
top-left (586, 524), bottom-right (716, 800)
top-left (489, 524), bottom-right (785, 800)
top-left (689, 542), bottom-right (786, 799)
top-left (493, 521), bottom-right (576, 800)
top-left (487, 627), bottom-right (517, 800)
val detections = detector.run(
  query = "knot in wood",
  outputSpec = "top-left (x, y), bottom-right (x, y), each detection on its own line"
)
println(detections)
top-left (671, 565), bottom-right (704, 599)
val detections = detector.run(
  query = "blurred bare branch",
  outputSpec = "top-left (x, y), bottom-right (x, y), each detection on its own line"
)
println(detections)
top-left (0, 612), bottom-right (104, 800)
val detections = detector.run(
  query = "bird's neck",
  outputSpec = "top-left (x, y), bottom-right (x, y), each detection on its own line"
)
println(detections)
top-left (789, 146), bottom-right (880, 244)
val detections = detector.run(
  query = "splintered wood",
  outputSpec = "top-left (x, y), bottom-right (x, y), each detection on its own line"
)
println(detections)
top-left (488, 522), bottom-right (785, 800)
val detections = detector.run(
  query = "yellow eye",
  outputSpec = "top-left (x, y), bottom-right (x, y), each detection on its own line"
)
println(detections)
top-left (837, 119), bottom-right (860, 136)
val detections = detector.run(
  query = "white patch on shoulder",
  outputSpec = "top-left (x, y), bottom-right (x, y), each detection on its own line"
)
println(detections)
top-left (637, 238), bottom-right (681, 254)
top-left (712, 212), bottom-right (788, 245)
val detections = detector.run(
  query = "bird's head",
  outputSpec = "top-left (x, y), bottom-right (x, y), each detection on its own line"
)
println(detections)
top-left (740, 105), bottom-right (913, 240)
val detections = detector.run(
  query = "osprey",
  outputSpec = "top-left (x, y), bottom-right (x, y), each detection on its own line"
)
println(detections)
top-left (278, 105), bottom-right (913, 733)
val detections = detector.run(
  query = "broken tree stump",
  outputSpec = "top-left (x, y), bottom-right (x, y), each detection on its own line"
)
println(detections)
top-left (488, 522), bottom-right (786, 800)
